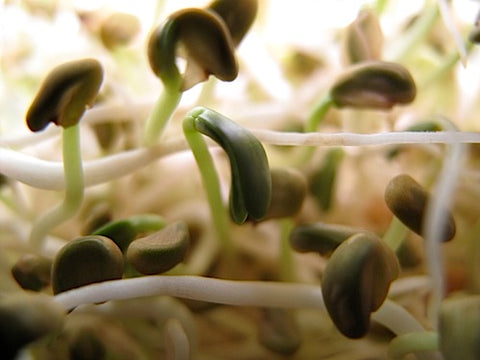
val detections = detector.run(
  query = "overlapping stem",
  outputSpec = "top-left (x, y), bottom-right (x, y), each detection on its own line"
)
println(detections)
top-left (29, 124), bottom-right (84, 250)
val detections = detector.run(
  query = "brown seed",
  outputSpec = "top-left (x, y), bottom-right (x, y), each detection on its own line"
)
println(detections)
top-left (126, 221), bottom-right (190, 275)
top-left (51, 235), bottom-right (124, 294)
top-left (321, 232), bottom-right (399, 338)
top-left (384, 174), bottom-right (456, 242)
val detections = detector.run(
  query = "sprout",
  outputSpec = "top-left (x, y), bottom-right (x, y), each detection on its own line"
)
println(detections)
top-left (289, 222), bottom-right (360, 255)
top-left (147, 8), bottom-right (237, 91)
top-left (439, 295), bottom-right (480, 360)
top-left (26, 58), bottom-right (103, 131)
top-left (0, 292), bottom-right (66, 359)
top-left (51, 235), bottom-right (124, 294)
top-left (321, 232), bottom-right (399, 338)
top-left (92, 214), bottom-right (166, 252)
top-left (184, 107), bottom-right (271, 224)
top-left (330, 61), bottom-right (416, 109)
top-left (384, 174), bottom-right (456, 242)
top-left (144, 7), bottom-right (239, 146)
top-left (126, 221), bottom-right (190, 275)
top-left (11, 253), bottom-right (52, 291)
top-left (26, 59), bottom-right (104, 250)
top-left (343, 8), bottom-right (383, 64)
top-left (207, 0), bottom-right (258, 46)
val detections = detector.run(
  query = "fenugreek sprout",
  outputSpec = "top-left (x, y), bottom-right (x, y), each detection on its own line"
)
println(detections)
top-left (126, 221), bottom-right (190, 275)
top-left (321, 232), bottom-right (399, 338)
top-left (330, 61), bottom-right (416, 109)
top-left (51, 235), bottom-right (124, 294)
top-left (184, 107), bottom-right (271, 224)
top-left (26, 58), bottom-right (103, 131)
top-left (384, 174), bottom-right (456, 242)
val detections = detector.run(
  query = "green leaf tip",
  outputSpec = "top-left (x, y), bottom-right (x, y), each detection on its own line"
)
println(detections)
top-left (26, 58), bottom-right (104, 132)
top-left (321, 232), bottom-right (399, 338)
top-left (330, 61), bottom-right (416, 109)
top-left (384, 174), bottom-right (456, 242)
top-left (185, 107), bottom-right (271, 224)
top-left (208, 0), bottom-right (258, 46)
top-left (148, 8), bottom-right (237, 91)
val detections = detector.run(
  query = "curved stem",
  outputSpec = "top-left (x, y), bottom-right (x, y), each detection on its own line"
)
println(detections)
top-left (142, 85), bottom-right (182, 147)
top-left (387, 331), bottom-right (440, 360)
top-left (53, 275), bottom-right (428, 339)
top-left (29, 124), bottom-right (84, 250)
top-left (182, 116), bottom-right (233, 262)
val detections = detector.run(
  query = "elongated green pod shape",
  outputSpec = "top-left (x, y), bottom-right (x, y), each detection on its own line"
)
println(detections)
top-left (26, 58), bottom-right (103, 131)
top-left (321, 232), bottom-right (399, 338)
top-left (185, 107), bottom-right (271, 224)
top-left (148, 8), bottom-right (237, 90)
top-left (385, 174), bottom-right (456, 242)
top-left (330, 61), bottom-right (416, 109)
top-left (208, 0), bottom-right (258, 46)
top-left (439, 295), bottom-right (480, 360)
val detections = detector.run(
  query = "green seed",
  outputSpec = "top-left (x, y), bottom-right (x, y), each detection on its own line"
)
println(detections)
top-left (51, 235), bottom-right (124, 294)
top-left (0, 292), bottom-right (65, 359)
top-left (26, 58), bottom-right (103, 131)
top-left (384, 174), bottom-right (456, 242)
top-left (126, 221), bottom-right (190, 275)
top-left (330, 60), bottom-right (416, 109)
top-left (11, 254), bottom-right (51, 291)
top-left (289, 222), bottom-right (360, 255)
top-left (187, 107), bottom-right (271, 224)
top-left (321, 232), bottom-right (399, 338)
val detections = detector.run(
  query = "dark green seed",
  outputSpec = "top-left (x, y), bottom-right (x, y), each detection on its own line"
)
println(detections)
top-left (52, 235), bottom-right (124, 294)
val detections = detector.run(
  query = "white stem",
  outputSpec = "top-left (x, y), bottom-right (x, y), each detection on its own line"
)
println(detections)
top-left (165, 318), bottom-right (190, 360)
top-left (54, 275), bottom-right (427, 337)
top-left (423, 124), bottom-right (466, 328)
top-left (252, 130), bottom-right (480, 147)
top-left (0, 138), bottom-right (187, 190)
top-left (3, 130), bottom-right (476, 190)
